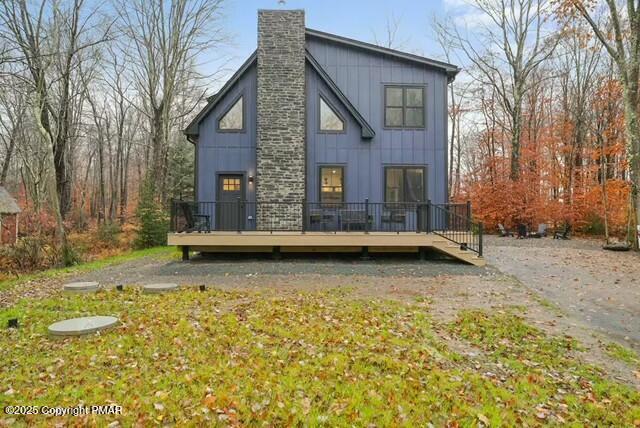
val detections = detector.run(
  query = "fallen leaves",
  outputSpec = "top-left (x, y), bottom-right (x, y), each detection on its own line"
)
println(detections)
top-left (0, 289), bottom-right (638, 426)
top-left (477, 413), bottom-right (490, 425)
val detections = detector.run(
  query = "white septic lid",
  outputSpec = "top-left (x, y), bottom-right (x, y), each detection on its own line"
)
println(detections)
top-left (63, 282), bottom-right (99, 292)
top-left (143, 283), bottom-right (179, 294)
top-left (48, 316), bottom-right (119, 337)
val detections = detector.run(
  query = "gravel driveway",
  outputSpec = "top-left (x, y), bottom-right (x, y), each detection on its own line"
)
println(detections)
top-left (485, 235), bottom-right (640, 349)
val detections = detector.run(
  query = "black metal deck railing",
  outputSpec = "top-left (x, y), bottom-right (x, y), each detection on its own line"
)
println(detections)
top-left (170, 199), bottom-right (483, 255)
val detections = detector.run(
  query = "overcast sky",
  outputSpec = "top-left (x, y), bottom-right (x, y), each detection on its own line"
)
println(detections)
top-left (205, 0), bottom-right (475, 88)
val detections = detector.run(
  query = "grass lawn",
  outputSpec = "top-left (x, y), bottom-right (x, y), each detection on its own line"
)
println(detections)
top-left (1, 288), bottom-right (639, 426)
top-left (0, 247), bottom-right (177, 292)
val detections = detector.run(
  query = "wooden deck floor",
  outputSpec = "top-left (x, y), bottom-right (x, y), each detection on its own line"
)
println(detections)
top-left (167, 232), bottom-right (485, 266)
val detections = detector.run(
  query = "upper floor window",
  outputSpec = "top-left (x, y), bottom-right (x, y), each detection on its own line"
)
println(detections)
top-left (319, 95), bottom-right (345, 133)
top-left (384, 86), bottom-right (425, 128)
top-left (218, 95), bottom-right (244, 131)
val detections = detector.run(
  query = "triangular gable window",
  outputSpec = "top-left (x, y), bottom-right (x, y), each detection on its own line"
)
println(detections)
top-left (218, 96), bottom-right (244, 131)
top-left (319, 96), bottom-right (345, 132)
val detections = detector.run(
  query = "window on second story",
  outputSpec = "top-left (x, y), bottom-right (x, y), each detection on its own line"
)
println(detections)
top-left (218, 95), bottom-right (244, 131)
top-left (384, 86), bottom-right (425, 128)
top-left (319, 96), bottom-right (345, 133)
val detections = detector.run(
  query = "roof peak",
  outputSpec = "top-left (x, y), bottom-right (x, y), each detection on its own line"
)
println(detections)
top-left (0, 186), bottom-right (21, 214)
top-left (305, 28), bottom-right (459, 80)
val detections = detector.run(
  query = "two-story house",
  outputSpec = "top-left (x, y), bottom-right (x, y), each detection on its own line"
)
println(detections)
top-left (168, 9), bottom-right (484, 265)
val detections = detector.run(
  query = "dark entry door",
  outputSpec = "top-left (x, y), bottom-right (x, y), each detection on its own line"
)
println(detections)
top-left (216, 175), bottom-right (244, 230)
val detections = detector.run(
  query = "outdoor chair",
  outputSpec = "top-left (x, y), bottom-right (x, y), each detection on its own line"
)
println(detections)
top-left (339, 209), bottom-right (370, 231)
top-left (382, 210), bottom-right (407, 224)
top-left (529, 223), bottom-right (548, 238)
top-left (308, 208), bottom-right (337, 231)
top-left (516, 223), bottom-right (528, 239)
top-left (553, 224), bottom-right (571, 240)
top-left (497, 223), bottom-right (513, 237)
top-left (381, 209), bottom-right (407, 231)
top-left (179, 202), bottom-right (211, 233)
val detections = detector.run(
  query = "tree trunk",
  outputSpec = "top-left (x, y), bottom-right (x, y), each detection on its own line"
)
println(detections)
top-left (119, 151), bottom-right (129, 224)
top-left (54, 73), bottom-right (73, 219)
top-left (600, 134), bottom-right (610, 244)
top-left (621, 83), bottom-right (640, 248)
top-left (510, 102), bottom-right (522, 181)
top-left (150, 105), bottom-right (165, 199)
top-left (0, 136), bottom-right (16, 186)
top-left (97, 134), bottom-right (106, 224)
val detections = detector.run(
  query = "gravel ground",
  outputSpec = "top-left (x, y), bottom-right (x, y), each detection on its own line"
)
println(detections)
top-left (73, 253), bottom-right (491, 284)
top-left (485, 235), bottom-right (640, 349)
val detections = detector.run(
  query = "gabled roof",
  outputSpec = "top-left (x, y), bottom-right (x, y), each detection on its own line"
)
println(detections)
top-left (305, 28), bottom-right (460, 81)
top-left (184, 28), bottom-right (460, 139)
top-left (184, 49), bottom-right (376, 140)
top-left (305, 50), bottom-right (374, 139)
top-left (184, 51), bottom-right (257, 138)
top-left (0, 186), bottom-right (20, 214)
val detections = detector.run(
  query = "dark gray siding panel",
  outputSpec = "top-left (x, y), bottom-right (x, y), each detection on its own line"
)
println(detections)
top-left (306, 37), bottom-right (449, 204)
top-left (197, 64), bottom-right (257, 203)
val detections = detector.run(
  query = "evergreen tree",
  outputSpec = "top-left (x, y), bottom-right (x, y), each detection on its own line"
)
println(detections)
top-left (134, 179), bottom-right (168, 248)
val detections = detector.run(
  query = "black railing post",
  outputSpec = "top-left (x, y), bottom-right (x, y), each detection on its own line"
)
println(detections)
top-left (170, 199), bottom-right (175, 232)
top-left (426, 200), bottom-right (431, 233)
top-left (302, 201), bottom-right (306, 233)
top-left (237, 197), bottom-right (241, 233)
top-left (479, 222), bottom-right (484, 257)
top-left (364, 198), bottom-right (369, 233)
top-left (416, 203), bottom-right (422, 233)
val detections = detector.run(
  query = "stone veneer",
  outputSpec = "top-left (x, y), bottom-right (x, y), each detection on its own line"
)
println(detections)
top-left (256, 10), bottom-right (306, 230)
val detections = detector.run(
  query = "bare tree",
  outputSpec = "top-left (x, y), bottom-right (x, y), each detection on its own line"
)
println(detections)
top-left (568, 0), bottom-right (640, 247)
top-left (444, 0), bottom-right (559, 180)
top-left (115, 0), bottom-right (228, 201)
top-left (0, 0), bottom-right (109, 259)
top-left (372, 13), bottom-right (409, 50)
top-left (0, 75), bottom-right (27, 186)
top-left (434, 22), bottom-right (473, 198)
top-left (551, 23), bottom-right (602, 208)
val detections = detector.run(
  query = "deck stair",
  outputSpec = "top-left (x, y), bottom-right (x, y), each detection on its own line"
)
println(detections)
top-left (430, 238), bottom-right (485, 266)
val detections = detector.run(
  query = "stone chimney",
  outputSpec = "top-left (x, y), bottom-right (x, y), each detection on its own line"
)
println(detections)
top-left (256, 10), bottom-right (306, 230)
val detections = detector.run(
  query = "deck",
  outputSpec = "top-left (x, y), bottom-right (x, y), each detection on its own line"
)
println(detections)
top-left (168, 200), bottom-right (485, 266)
top-left (167, 231), bottom-right (485, 266)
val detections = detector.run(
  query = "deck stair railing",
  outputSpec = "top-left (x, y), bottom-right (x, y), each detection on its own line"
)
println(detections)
top-left (427, 201), bottom-right (483, 256)
top-left (170, 199), bottom-right (483, 256)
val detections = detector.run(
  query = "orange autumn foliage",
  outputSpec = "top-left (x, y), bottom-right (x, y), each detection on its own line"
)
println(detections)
top-left (457, 78), bottom-right (631, 237)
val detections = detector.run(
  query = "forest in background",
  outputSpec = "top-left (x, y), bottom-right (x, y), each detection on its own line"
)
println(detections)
top-left (442, 0), bottom-right (639, 243)
top-left (0, 0), bottom-right (639, 276)
top-left (0, 0), bottom-right (228, 275)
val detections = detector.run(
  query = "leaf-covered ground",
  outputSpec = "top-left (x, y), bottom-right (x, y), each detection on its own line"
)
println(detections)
top-left (1, 287), bottom-right (639, 427)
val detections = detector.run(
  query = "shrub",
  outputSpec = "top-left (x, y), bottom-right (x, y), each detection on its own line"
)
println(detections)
top-left (0, 236), bottom-right (52, 272)
top-left (97, 222), bottom-right (121, 247)
top-left (582, 212), bottom-right (606, 236)
top-left (59, 242), bottom-right (83, 267)
top-left (134, 181), bottom-right (168, 249)
top-left (18, 209), bottom-right (57, 237)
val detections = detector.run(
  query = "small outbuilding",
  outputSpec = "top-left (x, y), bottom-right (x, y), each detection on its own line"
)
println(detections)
top-left (0, 186), bottom-right (20, 245)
